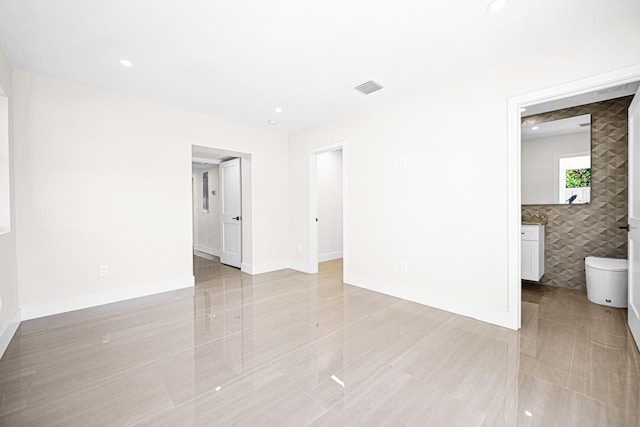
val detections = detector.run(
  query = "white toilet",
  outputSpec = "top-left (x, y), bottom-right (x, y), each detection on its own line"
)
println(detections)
top-left (585, 256), bottom-right (628, 308)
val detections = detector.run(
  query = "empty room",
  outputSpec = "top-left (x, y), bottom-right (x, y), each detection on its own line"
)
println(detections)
top-left (0, 0), bottom-right (639, 426)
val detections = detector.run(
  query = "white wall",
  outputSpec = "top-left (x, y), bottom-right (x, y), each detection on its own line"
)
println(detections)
top-left (288, 17), bottom-right (640, 326)
top-left (192, 165), bottom-right (220, 256)
top-left (522, 132), bottom-right (590, 204)
top-left (0, 96), bottom-right (9, 233)
top-left (0, 45), bottom-right (19, 355)
top-left (13, 71), bottom-right (289, 316)
top-left (317, 150), bottom-right (342, 261)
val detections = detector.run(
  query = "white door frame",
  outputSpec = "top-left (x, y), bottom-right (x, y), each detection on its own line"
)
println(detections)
top-left (507, 64), bottom-right (640, 330)
top-left (627, 86), bottom-right (640, 349)
top-left (308, 142), bottom-right (348, 275)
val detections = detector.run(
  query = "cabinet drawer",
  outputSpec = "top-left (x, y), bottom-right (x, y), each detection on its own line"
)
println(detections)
top-left (521, 226), bottom-right (540, 241)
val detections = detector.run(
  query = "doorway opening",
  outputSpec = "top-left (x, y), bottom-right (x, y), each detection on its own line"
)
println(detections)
top-left (309, 143), bottom-right (347, 277)
top-left (508, 65), bottom-right (640, 331)
top-left (191, 145), bottom-right (252, 275)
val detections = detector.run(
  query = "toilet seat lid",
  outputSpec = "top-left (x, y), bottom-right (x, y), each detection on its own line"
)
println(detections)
top-left (585, 256), bottom-right (628, 272)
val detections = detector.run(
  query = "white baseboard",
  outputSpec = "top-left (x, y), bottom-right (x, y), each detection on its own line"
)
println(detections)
top-left (241, 261), bottom-right (290, 275)
top-left (193, 245), bottom-right (220, 257)
top-left (193, 250), bottom-right (216, 261)
top-left (318, 251), bottom-right (343, 262)
top-left (344, 273), bottom-right (517, 330)
top-left (21, 276), bottom-right (195, 321)
top-left (0, 308), bottom-right (22, 359)
top-left (288, 261), bottom-right (315, 274)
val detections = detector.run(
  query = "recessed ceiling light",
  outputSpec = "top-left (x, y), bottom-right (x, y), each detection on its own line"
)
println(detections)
top-left (520, 107), bottom-right (527, 113)
top-left (525, 411), bottom-right (533, 417)
top-left (119, 59), bottom-right (133, 67)
top-left (275, 108), bottom-right (283, 113)
top-left (267, 120), bottom-right (278, 125)
top-left (487, 0), bottom-right (507, 12)
top-left (532, 126), bottom-right (539, 130)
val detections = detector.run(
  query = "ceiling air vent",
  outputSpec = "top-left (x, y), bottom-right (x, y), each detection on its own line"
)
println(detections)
top-left (354, 80), bottom-right (383, 95)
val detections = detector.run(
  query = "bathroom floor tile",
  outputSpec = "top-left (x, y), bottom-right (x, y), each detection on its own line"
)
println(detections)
top-left (522, 282), bottom-right (548, 304)
top-left (518, 317), bottom-right (577, 382)
top-left (537, 286), bottom-right (628, 338)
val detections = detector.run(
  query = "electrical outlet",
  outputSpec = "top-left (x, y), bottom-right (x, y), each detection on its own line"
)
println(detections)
top-left (399, 158), bottom-right (407, 169)
top-left (400, 261), bottom-right (408, 273)
top-left (99, 265), bottom-right (109, 277)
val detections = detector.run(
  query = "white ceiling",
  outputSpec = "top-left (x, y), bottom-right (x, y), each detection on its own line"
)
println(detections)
top-left (0, 0), bottom-right (639, 133)
top-left (521, 114), bottom-right (590, 141)
top-left (191, 147), bottom-right (239, 170)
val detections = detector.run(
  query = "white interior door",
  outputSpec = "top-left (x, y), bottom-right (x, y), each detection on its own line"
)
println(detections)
top-left (220, 158), bottom-right (242, 268)
top-left (628, 87), bottom-right (640, 350)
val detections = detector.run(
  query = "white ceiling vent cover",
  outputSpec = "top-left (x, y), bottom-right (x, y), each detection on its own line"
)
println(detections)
top-left (354, 80), bottom-right (383, 95)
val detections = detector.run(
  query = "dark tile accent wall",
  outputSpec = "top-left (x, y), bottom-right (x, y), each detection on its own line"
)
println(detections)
top-left (521, 96), bottom-right (633, 290)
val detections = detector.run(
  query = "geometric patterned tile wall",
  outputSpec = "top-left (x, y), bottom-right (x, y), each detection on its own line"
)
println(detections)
top-left (521, 95), bottom-right (633, 290)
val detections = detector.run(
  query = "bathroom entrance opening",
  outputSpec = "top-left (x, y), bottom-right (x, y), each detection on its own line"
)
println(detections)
top-left (508, 65), bottom-right (640, 332)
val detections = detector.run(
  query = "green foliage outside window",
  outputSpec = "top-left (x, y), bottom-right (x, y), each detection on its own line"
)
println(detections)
top-left (565, 168), bottom-right (591, 188)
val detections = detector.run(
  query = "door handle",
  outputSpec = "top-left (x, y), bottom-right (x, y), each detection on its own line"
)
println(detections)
top-left (232, 216), bottom-right (242, 221)
top-left (618, 224), bottom-right (630, 231)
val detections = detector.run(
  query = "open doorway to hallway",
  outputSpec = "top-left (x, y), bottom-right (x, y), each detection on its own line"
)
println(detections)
top-left (310, 145), bottom-right (345, 279)
top-left (191, 145), bottom-right (252, 273)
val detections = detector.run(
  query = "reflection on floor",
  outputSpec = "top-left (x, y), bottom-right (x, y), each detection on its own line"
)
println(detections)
top-left (0, 257), bottom-right (638, 425)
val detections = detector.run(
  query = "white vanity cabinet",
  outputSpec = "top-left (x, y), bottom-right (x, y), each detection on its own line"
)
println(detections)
top-left (521, 224), bottom-right (545, 281)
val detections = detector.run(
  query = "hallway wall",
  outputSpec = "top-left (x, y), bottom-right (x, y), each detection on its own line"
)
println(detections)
top-left (192, 165), bottom-right (220, 257)
top-left (317, 150), bottom-right (343, 261)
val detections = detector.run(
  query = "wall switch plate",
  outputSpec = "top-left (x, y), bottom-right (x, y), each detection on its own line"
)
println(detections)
top-left (400, 261), bottom-right (408, 273)
top-left (99, 265), bottom-right (109, 277)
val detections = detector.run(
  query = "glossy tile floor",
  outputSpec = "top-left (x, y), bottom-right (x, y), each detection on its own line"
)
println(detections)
top-left (0, 257), bottom-right (639, 426)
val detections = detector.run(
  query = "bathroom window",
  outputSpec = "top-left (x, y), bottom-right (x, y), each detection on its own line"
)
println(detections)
top-left (558, 155), bottom-right (590, 204)
top-left (202, 172), bottom-right (209, 213)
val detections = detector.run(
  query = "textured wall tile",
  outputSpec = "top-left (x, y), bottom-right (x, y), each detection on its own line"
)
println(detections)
top-left (521, 96), bottom-right (632, 290)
